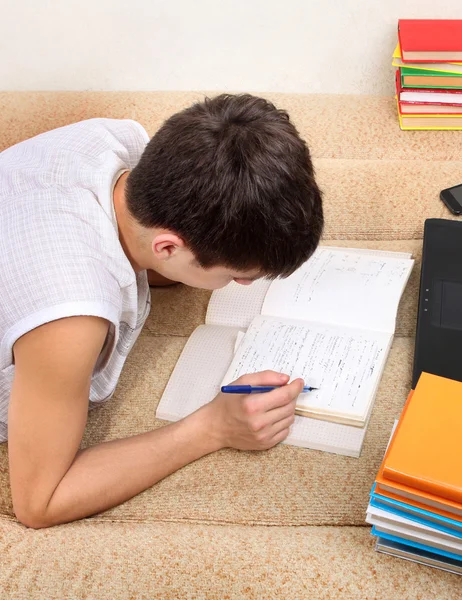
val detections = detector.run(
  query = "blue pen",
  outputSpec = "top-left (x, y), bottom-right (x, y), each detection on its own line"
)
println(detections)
top-left (221, 385), bottom-right (317, 394)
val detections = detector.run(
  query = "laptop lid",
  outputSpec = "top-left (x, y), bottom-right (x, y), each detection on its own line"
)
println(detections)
top-left (413, 218), bottom-right (462, 387)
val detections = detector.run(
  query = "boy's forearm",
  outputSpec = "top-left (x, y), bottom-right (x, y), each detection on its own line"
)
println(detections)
top-left (39, 406), bottom-right (221, 527)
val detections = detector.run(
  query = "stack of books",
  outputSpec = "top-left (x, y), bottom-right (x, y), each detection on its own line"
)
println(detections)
top-left (393, 19), bottom-right (462, 130)
top-left (367, 372), bottom-right (462, 575)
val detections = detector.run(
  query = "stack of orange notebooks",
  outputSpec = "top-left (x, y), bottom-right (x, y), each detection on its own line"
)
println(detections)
top-left (366, 372), bottom-right (462, 574)
top-left (393, 19), bottom-right (462, 130)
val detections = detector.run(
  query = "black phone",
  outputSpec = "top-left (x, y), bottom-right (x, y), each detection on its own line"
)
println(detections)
top-left (440, 184), bottom-right (462, 215)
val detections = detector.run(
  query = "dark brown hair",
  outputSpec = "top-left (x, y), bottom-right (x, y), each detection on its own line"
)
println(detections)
top-left (126, 94), bottom-right (323, 277)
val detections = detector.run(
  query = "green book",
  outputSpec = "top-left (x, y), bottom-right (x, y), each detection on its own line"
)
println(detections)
top-left (401, 67), bottom-right (462, 89)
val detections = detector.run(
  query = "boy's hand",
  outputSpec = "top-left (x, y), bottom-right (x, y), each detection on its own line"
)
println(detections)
top-left (207, 371), bottom-right (304, 451)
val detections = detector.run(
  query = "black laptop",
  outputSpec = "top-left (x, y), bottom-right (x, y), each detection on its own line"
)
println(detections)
top-left (413, 218), bottom-right (462, 388)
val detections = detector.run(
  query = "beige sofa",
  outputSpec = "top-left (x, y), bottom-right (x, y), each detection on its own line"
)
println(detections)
top-left (0, 92), bottom-right (461, 599)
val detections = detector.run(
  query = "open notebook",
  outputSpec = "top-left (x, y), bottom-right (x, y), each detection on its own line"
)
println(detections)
top-left (156, 246), bottom-right (414, 457)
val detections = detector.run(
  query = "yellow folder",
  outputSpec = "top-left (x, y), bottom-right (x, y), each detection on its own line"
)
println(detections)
top-left (392, 43), bottom-right (462, 74)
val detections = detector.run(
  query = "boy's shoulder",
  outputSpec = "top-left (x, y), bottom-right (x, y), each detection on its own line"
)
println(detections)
top-left (24, 118), bottom-right (149, 157)
top-left (1, 118), bottom-right (149, 168)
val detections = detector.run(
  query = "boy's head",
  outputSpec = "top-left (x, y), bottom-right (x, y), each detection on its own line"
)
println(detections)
top-left (125, 93), bottom-right (323, 289)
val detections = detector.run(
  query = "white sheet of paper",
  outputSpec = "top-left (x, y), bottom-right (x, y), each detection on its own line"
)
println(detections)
top-left (234, 330), bottom-right (246, 353)
top-left (366, 506), bottom-right (462, 545)
top-left (221, 315), bottom-right (391, 420)
top-left (206, 278), bottom-right (271, 328)
top-left (156, 324), bottom-right (241, 421)
top-left (262, 247), bottom-right (413, 333)
top-left (368, 518), bottom-right (462, 555)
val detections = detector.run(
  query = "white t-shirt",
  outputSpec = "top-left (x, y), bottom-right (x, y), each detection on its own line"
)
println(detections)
top-left (0, 118), bottom-right (151, 442)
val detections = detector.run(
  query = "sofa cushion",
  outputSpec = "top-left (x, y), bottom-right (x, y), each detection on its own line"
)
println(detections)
top-left (1, 92), bottom-right (462, 163)
top-left (0, 519), bottom-right (459, 600)
top-left (316, 159), bottom-right (462, 240)
top-left (1, 91), bottom-right (460, 599)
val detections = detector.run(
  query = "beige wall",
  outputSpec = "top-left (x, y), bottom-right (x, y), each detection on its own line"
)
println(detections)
top-left (2, 0), bottom-right (462, 94)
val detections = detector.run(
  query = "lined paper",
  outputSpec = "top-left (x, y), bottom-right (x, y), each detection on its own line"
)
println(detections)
top-left (221, 315), bottom-right (391, 420)
top-left (262, 247), bottom-right (413, 333)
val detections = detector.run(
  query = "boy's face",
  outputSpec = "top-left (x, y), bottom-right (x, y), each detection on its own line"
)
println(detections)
top-left (149, 232), bottom-right (262, 290)
top-left (180, 264), bottom-right (260, 290)
top-left (158, 252), bottom-right (261, 290)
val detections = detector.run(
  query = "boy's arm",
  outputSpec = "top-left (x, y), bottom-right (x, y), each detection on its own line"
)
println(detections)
top-left (9, 316), bottom-right (301, 529)
top-left (8, 315), bottom-right (220, 529)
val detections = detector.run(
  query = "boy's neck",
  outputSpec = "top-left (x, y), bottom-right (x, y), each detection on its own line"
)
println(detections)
top-left (113, 172), bottom-right (145, 273)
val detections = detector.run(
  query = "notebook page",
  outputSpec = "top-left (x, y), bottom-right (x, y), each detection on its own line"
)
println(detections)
top-left (156, 324), bottom-right (242, 421)
top-left (262, 247), bottom-right (414, 334)
top-left (324, 246), bottom-right (412, 260)
top-left (285, 413), bottom-right (368, 457)
top-left (234, 330), bottom-right (246, 352)
top-left (206, 279), bottom-right (271, 328)
top-left (221, 315), bottom-right (391, 421)
top-left (156, 323), bottom-right (368, 456)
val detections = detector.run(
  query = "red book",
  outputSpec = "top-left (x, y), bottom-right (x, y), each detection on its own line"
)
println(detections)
top-left (398, 19), bottom-right (462, 62)
top-left (399, 102), bottom-right (462, 115)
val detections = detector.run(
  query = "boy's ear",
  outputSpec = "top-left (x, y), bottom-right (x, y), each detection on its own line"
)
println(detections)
top-left (151, 233), bottom-right (185, 260)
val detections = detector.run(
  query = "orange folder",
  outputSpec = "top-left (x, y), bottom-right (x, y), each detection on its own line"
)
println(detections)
top-left (383, 373), bottom-right (462, 504)
top-left (375, 374), bottom-right (462, 517)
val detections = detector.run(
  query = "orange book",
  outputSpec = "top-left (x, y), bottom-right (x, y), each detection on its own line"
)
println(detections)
top-left (374, 387), bottom-right (462, 521)
top-left (376, 462), bottom-right (462, 518)
top-left (382, 373), bottom-right (462, 504)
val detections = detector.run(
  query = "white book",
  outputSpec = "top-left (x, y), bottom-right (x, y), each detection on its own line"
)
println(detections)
top-left (400, 90), bottom-right (462, 105)
top-left (366, 506), bottom-right (462, 554)
top-left (156, 246), bottom-right (414, 457)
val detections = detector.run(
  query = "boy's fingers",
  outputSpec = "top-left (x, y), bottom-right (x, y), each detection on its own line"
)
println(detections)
top-left (289, 378), bottom-right (305, 394)
top-left (251, 378), bottom-right (305, 412)
top-left (268, 427), bottom-right (292, 447)
top-left (232, 370), bottom-right (290, 386)
top-left (269, 414), bottom-right (296, 437)
top-left (262, 402), bottom-right (297, 428)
